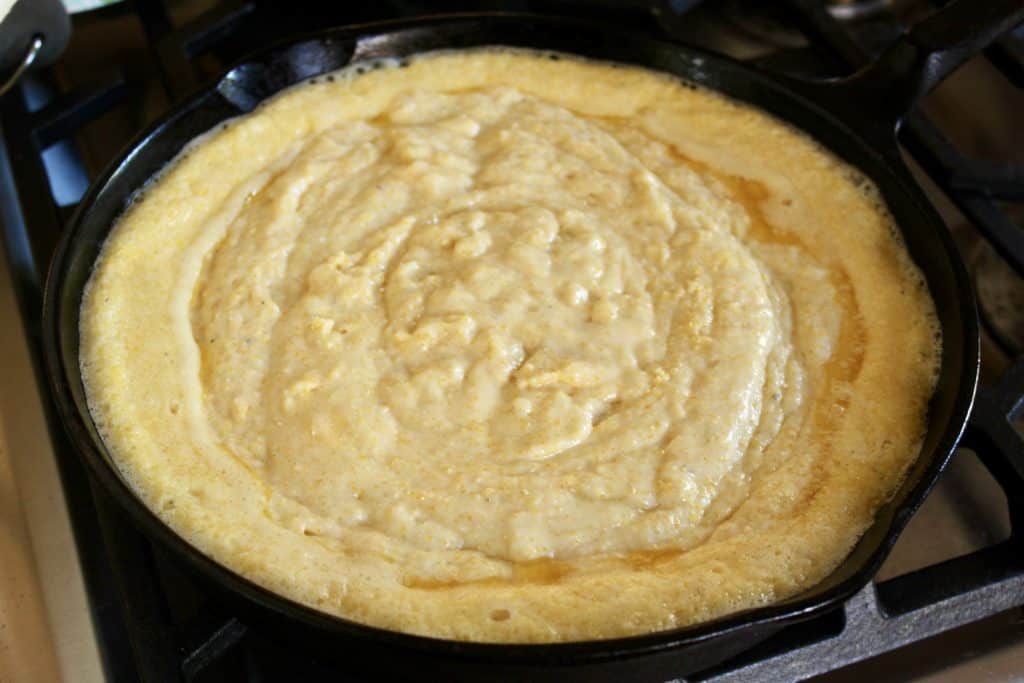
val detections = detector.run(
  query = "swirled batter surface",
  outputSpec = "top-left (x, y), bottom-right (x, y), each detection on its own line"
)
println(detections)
top-left (81, 51), bottom-right (940, 642)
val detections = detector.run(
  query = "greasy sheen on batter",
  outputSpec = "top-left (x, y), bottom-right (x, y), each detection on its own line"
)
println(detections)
top-left (81, 50), bottom-right (940, 642)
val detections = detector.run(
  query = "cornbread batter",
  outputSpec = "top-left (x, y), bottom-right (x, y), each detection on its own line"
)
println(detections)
top-left (80, 50), bottom-right (940, 642)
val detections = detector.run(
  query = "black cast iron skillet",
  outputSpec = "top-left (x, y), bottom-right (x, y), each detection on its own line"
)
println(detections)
top-left (42, 2), bottom-right (1023, 680)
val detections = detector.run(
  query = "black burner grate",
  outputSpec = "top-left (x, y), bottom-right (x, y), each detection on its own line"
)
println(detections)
top-left (1, 1), bottom-right (1022, 681)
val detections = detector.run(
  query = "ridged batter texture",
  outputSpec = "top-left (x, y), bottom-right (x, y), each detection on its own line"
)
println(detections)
top-left (81, 51), bottom-right (940, 642)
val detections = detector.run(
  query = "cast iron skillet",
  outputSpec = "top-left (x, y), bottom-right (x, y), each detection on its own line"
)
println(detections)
top-left (42, 1), bottom-right (1022, 680)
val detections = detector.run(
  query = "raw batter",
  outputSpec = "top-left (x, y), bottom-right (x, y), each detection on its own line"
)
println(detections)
top-left (80, 50), bottom-right (940, 642)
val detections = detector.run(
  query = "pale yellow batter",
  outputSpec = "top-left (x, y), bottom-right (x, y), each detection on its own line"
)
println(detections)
top-left (80, 50), bottom-right (940, 642)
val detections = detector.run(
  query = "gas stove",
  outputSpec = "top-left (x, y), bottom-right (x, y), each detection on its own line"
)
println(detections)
top-left (0, 1), bottom-right (1022, 681)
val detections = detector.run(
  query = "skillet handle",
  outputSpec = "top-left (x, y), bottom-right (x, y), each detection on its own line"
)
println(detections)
top-left (841, 0), bottom-right (1024, 128)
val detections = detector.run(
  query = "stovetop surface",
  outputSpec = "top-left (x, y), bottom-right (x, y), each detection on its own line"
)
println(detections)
top-left (1, 1), bottom-right (1023, 681)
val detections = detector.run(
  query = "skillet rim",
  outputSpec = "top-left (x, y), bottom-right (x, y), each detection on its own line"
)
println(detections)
top-left (40, 11), bottom-right (980, 665)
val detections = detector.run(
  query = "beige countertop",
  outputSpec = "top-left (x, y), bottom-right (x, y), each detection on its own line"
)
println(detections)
top-left (0, 252), bottom-right (102, 683)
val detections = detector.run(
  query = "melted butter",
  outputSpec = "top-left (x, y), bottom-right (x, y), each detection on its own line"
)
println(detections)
top-left (710, 167), bottom-right (867, 390)
top-left (405, 558), bottom-right (574, 590)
